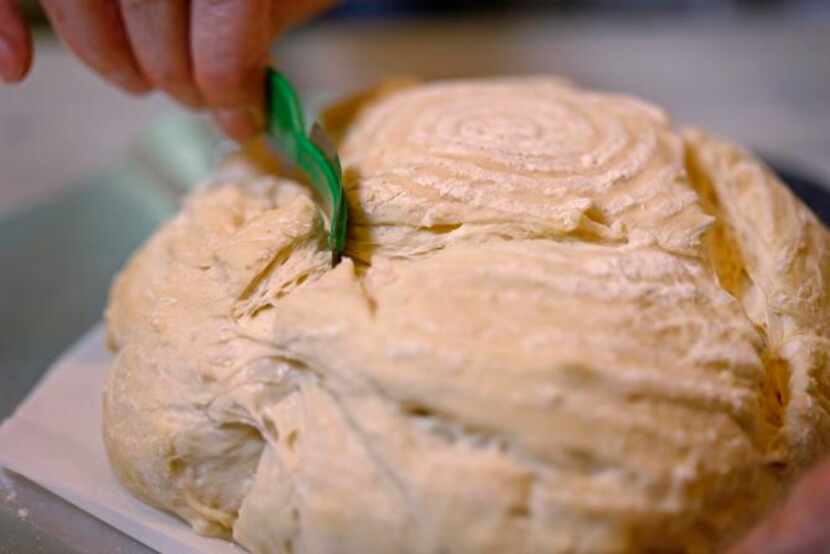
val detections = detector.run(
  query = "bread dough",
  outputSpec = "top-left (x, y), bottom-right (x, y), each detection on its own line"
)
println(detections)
top-left (104, 77), bottom-right (830, 553)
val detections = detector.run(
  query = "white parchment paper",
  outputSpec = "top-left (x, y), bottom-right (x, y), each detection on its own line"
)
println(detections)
top-left (0, 325), bottom-right (244, 554)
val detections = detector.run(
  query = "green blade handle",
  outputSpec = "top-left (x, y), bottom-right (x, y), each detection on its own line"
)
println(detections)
top-left (265, 69), bottom-right (348, 265)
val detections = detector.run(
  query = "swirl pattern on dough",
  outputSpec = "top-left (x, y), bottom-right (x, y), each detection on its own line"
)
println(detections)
top-left (339, 78), bottom-right (712, 260)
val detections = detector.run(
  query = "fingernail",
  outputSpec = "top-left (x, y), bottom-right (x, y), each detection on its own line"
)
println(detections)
top-left (0, 36), bottom-right (21, 83)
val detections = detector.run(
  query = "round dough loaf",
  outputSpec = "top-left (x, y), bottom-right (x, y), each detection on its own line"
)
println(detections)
top-left (104, 77), bottom-right (830, 553)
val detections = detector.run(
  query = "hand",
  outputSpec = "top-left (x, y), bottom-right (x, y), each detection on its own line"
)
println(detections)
top-left (0, 0), bottom-right (335, 141)
top-left (731, 459), bottom-right (830, 553)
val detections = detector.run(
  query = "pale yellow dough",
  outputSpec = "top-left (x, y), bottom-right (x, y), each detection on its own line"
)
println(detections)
top-left (104, 77), bottom-right (830, 553)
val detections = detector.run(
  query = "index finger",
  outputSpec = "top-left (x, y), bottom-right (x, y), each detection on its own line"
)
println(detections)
top-left (40, 0), bottom-right (150, 93)
top-left (190, 0), bottom-right (272, 110)
top-left (0, 0), bottom-right (33, 82)
top-left (731, 460), bottom-right (830, 553)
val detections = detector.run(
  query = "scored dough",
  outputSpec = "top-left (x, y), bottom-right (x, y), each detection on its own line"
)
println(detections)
top-left (104, 77), bottom-right (830, 553)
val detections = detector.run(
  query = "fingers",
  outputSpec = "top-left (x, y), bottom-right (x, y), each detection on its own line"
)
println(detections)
top-left (37, 0), bottom-right (337, 141)
top-left (118, 0), bottom-right (202, 107)
top-left (731, 460), bottom-right (830, 553)
top-left (192, 0), bottom-right (337, 141)
top-left (191, 0), bottom-right (272, 111)
top-left (0, 0), bottom-right (33, 82)
top-left (39, 0), bottom-right (150, 94)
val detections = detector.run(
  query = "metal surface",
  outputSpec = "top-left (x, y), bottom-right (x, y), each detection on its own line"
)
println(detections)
top-left (0, 470), bottom-right (153, 554)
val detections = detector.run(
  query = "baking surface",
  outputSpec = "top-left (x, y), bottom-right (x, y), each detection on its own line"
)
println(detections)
top-left (0, 327), bottom-right (243, 554)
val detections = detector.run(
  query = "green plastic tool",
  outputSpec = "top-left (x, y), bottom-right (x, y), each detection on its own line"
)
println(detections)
top-left (265, 69), bottom-right (348, 266)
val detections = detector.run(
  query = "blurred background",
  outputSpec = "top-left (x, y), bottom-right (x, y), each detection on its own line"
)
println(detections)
top-left (2, 0), bottom-right (830, 418)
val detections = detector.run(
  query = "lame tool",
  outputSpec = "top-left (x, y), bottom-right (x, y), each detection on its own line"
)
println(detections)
top-left (265, 69), bottom-right (348, 266)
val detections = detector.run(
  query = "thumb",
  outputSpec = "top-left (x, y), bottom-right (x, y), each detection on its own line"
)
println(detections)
top-left (731, 459), bottom-right (830, 553)
top-left (0, 0), bottom-right (32, 83)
